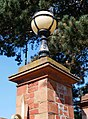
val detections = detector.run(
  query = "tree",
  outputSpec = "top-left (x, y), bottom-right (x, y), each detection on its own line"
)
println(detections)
top-left (49, 15), bottom-right (88, 77)
top-left (0, 0), bottom-right (42, 64)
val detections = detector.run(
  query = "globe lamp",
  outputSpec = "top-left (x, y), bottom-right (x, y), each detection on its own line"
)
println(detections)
top-left (31, 10), bottom-right (57, 57)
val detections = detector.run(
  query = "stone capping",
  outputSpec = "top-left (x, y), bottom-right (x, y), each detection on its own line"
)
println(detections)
top-left (18, 57), bottom-right (70, 73)
top-left (9, 57), bottom-right (80, 85)
top-left (81, 94), bottom-right (88, 101)
top-left (80, 94), bottom-right (88, 107)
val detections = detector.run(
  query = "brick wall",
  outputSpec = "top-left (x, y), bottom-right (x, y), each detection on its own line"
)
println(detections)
top-left (16, 78), bottom-right (74, 119)
top-left (9, 57), bottom-right (79, 119)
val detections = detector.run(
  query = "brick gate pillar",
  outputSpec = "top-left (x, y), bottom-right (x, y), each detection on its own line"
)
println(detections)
top-left (9, 57), bottom-right (79, 119)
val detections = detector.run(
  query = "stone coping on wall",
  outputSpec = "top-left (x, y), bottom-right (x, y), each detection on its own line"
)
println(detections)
top-left (80, 94), bottom-right (88, 108)
top-left (9, 57), bottom-right (80, 86)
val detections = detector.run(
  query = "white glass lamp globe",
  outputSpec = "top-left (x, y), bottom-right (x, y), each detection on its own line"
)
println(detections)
top-left (31, 11), bottom-right (57, 36)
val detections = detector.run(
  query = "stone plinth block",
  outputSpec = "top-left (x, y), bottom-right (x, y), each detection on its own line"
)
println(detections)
top-left (9, 57), bottom-right (79, 119)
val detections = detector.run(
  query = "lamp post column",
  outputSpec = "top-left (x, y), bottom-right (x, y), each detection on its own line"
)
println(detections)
top-left (39, 35), bottom-right (49, 58)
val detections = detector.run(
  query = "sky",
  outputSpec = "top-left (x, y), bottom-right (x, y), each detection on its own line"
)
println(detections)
top-left (0, 49), bottom-right (88, 119)
top-left (0, 56), bottom-right (18, 118)
top-left (0, 45), bottom-right (38, 119)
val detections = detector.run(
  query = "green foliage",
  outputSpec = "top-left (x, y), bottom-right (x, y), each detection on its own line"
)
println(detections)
top-left (50, 15), bottom-right (88, 53)
top-left (49, 15), bottom-right (88, 72)
top-left (0, 0), bottom-right (39, 63)
top-left (38, 0), bottom-right (52, 9)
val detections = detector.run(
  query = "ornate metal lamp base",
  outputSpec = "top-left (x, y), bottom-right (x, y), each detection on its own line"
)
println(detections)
top-left (39, 35), bottom-right (50, 58)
